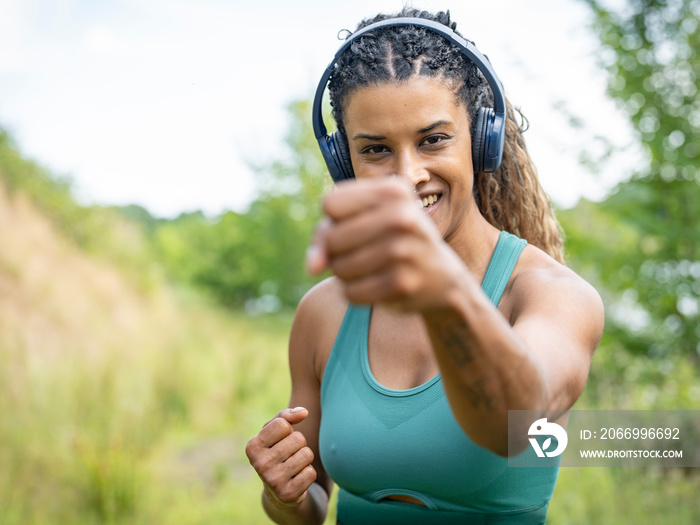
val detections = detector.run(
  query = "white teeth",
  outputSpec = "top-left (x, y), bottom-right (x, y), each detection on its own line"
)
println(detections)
top-left (418, 194), bottom-right (439, 209)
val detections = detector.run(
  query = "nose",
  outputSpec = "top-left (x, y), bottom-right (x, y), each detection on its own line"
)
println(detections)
top-left (395, 149), bottom-right (430, 187)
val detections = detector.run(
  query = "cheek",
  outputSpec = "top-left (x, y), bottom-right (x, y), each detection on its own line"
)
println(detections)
top-left (353, 168), bottom-right (382, 180)
top-left (351, 161), bottom-right (393, 180)
top-left (443, 157), bottom-right (474, 192)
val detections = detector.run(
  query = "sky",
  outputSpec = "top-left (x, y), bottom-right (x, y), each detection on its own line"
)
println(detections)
top-left (0, 0), bottom-right (639, 218)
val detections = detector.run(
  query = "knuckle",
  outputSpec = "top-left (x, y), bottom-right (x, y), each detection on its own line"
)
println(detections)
top-left (299, 446), bottom-right (315, 465)
top-left (380, 178), bottom-right (408, 198)
top-left (270, 417), bottom-right (293, 435)
top-left (244, 438), bottom-right (257, 460)
top-left (291, 431), bottom-right (308, 448)
top-left (390, 267), bottom-right (417, 296)
top-left (261, 469), bottom-right (284, 490)
top-left (299, 464), bottom-right (317, 485)
top-left (329, 257), bottom-right (348, 278)
top-left (324, 228), bottom-right (344, 256)
top-left (250, 452), bottom-right (271, 474)
top-left (322, 191), bottom-right (343, 217)
top-left (389, 206), bottom-right (416, 231)
top-left (387, 241), bottom-right (410, 261)
top-left (276, 485), bottom-right (299, 505)
top-left (306, 464), bottom-right (318, 482)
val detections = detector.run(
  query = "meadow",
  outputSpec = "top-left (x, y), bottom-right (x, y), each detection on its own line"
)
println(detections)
top-left (2, 178), bottom-right (699, 524)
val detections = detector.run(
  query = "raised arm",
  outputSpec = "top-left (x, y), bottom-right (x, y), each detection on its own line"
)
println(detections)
top-left (308, 177), bottom-right (604, 456)
top-left (422, 249), bottom-right (604, 455)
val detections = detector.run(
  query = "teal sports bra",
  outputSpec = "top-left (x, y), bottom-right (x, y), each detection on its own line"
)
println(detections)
top-left (319, 231), bottom-right (560, 524)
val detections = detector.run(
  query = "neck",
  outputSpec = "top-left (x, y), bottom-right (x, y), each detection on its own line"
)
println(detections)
top-left (445, 205), bottom-right (501, 284)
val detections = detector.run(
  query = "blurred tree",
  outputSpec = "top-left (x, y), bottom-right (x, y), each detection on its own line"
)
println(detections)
top-left (152, 99), bottom-right (331, 310)
top-left (566, 0), bottom-right (700, 359)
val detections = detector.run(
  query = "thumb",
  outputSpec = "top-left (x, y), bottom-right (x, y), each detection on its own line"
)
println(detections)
top-left (306, 218), bottom-right (332, 275)
top-left (277, 406), bottom-right (310, 426)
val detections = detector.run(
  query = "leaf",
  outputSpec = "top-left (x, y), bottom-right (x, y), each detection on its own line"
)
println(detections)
top-left (542, 438), bottom-right (552, 451)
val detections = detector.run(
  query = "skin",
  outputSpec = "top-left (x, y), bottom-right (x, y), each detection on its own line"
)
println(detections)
top-left (246, 76), bottom-right (605, 522)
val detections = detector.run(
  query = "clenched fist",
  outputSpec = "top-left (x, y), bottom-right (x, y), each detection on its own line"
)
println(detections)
top-left (306, 177), bottom-right (467, 312)
top-left (245, 407), bottom-right (317, 508)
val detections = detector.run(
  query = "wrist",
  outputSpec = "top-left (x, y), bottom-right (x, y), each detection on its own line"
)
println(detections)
top-left (423, 254), bottom-right (481, 317)
top-left (262, 482), bottom-right (328, 525)
top-left (263, 484), bottom-right (305, 510)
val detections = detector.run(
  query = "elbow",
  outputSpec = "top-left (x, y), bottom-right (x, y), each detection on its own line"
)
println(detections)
top-left (462, 421), bottom-right (545, 458)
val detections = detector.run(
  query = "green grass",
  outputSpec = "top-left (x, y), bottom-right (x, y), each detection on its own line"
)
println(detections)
top-left (549, 467), bottom-right (700, 524)
top-left (0, 292), bottom-right (291, 525)
top-left (3, 299), bottom-right (698, 524)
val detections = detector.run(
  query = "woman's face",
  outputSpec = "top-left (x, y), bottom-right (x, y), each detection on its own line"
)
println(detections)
top-left (343, 76), bottom-right (476, 242)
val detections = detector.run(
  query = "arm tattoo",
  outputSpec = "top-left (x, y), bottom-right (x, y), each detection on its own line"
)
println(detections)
top-left (430, 317), bottom-right (496, 410)
top-left (433, 319), bottom-right (496, 410)
top-left (461, 376), bottom-right (497, 411)
top-left (436, 318), bottom-right (475, 367)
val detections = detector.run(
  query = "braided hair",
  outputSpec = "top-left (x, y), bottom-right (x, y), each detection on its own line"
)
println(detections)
top-left (328, 8), bottom-right (565, 263)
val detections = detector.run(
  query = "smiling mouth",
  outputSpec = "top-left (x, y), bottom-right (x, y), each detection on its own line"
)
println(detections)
top-left (417, 193), bottom-right (441, 210)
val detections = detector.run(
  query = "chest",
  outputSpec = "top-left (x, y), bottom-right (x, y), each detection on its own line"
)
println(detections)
top-left (365, 309), bottom-right (438, 390)
top-left (318, 303), bottom-right (559, 514)
top-left (363, 298), bottom-right (515, 391)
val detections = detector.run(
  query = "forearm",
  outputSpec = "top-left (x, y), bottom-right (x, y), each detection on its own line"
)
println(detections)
top-left (422, 279), bottom-right (549, 455)
top-left (262, 482), bottom-right (329, 525)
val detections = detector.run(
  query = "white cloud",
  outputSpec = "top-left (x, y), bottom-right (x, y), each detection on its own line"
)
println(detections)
top-left (0, 0), bottom-right (638, 217)
top-left (83, 25), bottom-right (122, 57)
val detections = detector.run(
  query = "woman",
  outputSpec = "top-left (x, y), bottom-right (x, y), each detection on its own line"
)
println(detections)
top-left (246, 8), bottom-right (604, 524)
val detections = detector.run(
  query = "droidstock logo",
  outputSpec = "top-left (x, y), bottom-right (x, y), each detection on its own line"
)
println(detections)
top-left (528, 418), bottom-right (568, 458)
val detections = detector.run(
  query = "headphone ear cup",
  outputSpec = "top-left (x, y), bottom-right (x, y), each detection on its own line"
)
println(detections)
top-left (472, 107), bottom-right (491, 175)
top-left (329, 131), bottom-right (355, 181)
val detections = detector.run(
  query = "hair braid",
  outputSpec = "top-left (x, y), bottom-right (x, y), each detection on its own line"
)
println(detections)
top-left (328, 8), bottom-right (565, 263)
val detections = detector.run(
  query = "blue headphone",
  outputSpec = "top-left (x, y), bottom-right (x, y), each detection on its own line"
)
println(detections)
top-left (312, 17), bottom-right (507, 183)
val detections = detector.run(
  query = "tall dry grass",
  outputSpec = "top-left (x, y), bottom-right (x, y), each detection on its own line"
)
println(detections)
top-left (0, 182), bottom-right (299, 524)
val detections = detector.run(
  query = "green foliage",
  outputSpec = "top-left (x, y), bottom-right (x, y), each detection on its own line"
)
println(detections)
top-left (146, 99), bottom-right (331, 310)
top-left (572, 0), bottom-right (700, 359)
top-left (549, 467), bottom-right (700, 524)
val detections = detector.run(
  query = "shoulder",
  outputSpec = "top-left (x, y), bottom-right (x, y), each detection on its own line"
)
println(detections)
top-left (289, 277), bottom-right (350, 381)
top-left (504, 244), bottom-right (605, 344)
top-left (294, 276), bottom-right (349, 328)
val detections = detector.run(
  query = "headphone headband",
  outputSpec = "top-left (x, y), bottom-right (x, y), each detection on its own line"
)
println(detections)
top-left (313, 17), bottom-right (507, 181)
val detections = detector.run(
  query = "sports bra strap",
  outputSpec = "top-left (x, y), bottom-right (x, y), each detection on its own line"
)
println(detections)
top-left (480, 231), bottom-right (527, 306)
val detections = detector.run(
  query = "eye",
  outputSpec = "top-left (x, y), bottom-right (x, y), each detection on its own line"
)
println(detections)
top-left (421, 134), bottom-right (450, 147)
top-left (360, 144), bottom-right (390, 155)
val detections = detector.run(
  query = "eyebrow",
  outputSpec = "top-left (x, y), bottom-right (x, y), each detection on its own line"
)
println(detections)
top-left (351, 120), bottom-right (452, 141)
top-left (352, 133), bottom-right (386, 141)
top-left (418, 120), bottom-right (451, 134)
